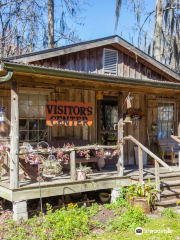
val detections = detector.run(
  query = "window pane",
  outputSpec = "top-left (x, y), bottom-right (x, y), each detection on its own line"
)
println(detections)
top-left (29, 94), bottom-right (39, 105)
top-left (39, 95), bottom-right (48, 105)
top-left (29, 120), bottom-right (38, 130)
top-left (39, 106), bottom-right (46, 118)
top-left (19, 105), bottom-right (29, 118)
top-left (19, 131), bottom-right (29, 141)
top-left (39, 120), bottom-right (47, 130)
top-left (162, 112), bottom-right (168, 120)
top-left (29, 131), bottom-right (38, 141)
top-left (29, 106), bottom-right (39, 117)
top-left (19, 119), bottom-right (29, 130)
top-left (39, 131), bottom-right (48, 141)
top-left (19, 94), bottom-right (28, 105)
top-left (169, 111), bottom-right (174, 120)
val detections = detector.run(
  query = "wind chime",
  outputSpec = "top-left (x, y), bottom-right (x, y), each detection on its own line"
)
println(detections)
top-left (0, 100), bottom-right (6, 123)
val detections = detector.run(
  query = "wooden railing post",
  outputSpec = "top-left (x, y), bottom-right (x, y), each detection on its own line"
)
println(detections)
top-left (70, 150), bottom-right (76, 181)
top-left (10, 80), bottom-right (19, 189)
top-left (155, 160), bottom-right (160, 201)
top-left (138, 146), bottom-right (143, 183)
top-left (179, 144), bottom-right (180, 169)
top-left (117, 118), bottom-right (124, 177)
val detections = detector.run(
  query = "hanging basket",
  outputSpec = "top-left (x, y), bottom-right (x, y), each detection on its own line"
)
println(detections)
top-left (126, 108), bottom-right (144, 119)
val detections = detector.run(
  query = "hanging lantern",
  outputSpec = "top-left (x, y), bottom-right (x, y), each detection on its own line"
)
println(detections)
top-left (123, 115), bottom-right (132, 123)
top-left (96, 92), bottom-right (103, 100)
top-left (0, 101), bottom-right (6, 123)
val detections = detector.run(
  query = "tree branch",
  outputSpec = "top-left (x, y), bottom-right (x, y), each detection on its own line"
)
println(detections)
top-left (138, 10), bottom-right (155, 48)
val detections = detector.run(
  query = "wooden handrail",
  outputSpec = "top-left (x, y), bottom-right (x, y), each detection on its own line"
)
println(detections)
top-left (170, 135), bottom-right (180, 169)
top-left (124, 135), bottom-right (173, 172)
top-left (124, 135), bottom-right (174, 201)
top-left (171, 135), bottom-right (180, 144)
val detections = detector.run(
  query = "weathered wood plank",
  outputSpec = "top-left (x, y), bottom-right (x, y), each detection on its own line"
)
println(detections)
top-left (10, 81), bottom-right (19, 189)
top-left (155, 160), bottom-right (160, 201)
top-left (138, 146), bottom-right (143, 183)
top-left (117, 92), bottom-right (124, 176)
top-left (70, 151), bottom-right (76, 181)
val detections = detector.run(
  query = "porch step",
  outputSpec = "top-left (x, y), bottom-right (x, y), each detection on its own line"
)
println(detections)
top-left (131, 172), bottom-right (180, 182)
top-left (160, 180), bottom-right (180, 191)
top-left (156, 198), bottom-right (180, 207)
top-left (160, 188), bottom-right (180, 201)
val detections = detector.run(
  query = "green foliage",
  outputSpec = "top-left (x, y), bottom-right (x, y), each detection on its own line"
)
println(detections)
top-left (106, 204), bottom-right (149, 231)
top-left (161, 207), bottom-right (180, 219)
top-left (2, 203), bottom-right (100, 240)
top-left (127, 179), bottom-right (161, 209)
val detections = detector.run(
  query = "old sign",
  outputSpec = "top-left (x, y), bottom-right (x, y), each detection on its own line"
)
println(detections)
top-left (46, 101), bottom-right (93, 126)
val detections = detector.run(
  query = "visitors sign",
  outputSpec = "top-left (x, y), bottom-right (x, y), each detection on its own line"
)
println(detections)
top-left (46, 101), bottom-right (93, 126)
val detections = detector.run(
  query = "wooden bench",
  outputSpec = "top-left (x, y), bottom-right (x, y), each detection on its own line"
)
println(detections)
top-left (157, 138), bottom-right (179, 165)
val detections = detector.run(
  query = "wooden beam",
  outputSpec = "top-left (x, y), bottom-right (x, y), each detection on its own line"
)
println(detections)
top-left (117, 92), bottom-right (124, 177)
top-left (155, 160), bottom-right (160, 201)
top-left (70, 151), bottom-right (76, 181)
top-left (10, 80), bottom-right (19, 189)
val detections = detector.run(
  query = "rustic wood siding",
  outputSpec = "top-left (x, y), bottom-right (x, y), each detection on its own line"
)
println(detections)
top-left (31, 45), bottom-right (170, 82)
top-left (51, 87), bottom-right (97, 143)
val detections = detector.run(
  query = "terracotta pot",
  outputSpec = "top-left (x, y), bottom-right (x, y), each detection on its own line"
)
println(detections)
top-left (133, 197), bottom-right (151, 213)
top-left (151, 158), bottom-right (155, 165)
top-left (76, 170), bottom-right (86, 180)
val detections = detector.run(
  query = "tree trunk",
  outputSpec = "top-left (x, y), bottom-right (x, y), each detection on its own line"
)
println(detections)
top-left (48, 0), bottom-right (54, 49)
top-left (152, 0), bottom-right (163, 62)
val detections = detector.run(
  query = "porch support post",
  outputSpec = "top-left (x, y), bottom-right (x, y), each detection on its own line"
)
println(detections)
top-left (70, 150), bottom-right (76, 181)
top-left (117, 92), bottom-right (124, 177)
top-left (13, 200), bottom-right (28, 221)
top-left (10, 80), bottom-right (19, 189)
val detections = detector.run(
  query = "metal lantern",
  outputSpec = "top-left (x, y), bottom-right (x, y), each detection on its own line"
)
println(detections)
top-left (0, 101), bottom-right (6, 123)
top-left (96, 92), bottom-right (103, 100)
top-left (123, 115), bottom-right (132, 123)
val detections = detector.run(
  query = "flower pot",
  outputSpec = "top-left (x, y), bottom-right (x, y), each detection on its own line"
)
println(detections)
top-left (99, 193), bottom-right (110, 203)
top-left (76, 170), bottom-right (86, 181)
top-left (151, 158), bottom-right (155, 165)
top-left (97, 156), bottom-right (105, 169)
top-left (133, 197), bottom-right (151, 213)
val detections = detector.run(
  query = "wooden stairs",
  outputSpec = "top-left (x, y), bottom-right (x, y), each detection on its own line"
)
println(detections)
top-left (131, 171), bottom-right (180, 208)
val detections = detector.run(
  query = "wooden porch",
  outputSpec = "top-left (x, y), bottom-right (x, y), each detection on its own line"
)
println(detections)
top-left (1, 162), bottom-right (180, 202)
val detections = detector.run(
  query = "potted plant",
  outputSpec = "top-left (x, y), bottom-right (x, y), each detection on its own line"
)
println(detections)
top-left (76, 163), bottom-right (92, 181)
top-left (126, 179), bottom-right (161, 213)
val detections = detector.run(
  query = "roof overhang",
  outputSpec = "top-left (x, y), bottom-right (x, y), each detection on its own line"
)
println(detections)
top-left (2, 61), bottom-right (180, 91)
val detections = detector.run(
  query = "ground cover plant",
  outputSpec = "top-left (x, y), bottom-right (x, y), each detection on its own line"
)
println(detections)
top-left (0, 198), bottom-right (180, 239)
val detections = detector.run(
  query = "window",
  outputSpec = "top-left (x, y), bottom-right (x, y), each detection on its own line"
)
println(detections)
top-left (103, 48), bottom-right (118, 74)
top-left (158, 102), bottom-right (174, 138)
top-left (19, 93), bottom-right (48, 142)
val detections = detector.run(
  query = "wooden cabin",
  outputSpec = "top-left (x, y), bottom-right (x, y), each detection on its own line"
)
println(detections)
top-left (1, 35), bottom-right (180, 220)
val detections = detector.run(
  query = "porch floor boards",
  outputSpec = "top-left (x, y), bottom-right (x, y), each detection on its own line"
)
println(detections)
top-left (1, 165), bottom-right (180, 189)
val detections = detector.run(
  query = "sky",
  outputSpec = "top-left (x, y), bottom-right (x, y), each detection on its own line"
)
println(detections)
top-left (64, 0), bottom-right (157, 48)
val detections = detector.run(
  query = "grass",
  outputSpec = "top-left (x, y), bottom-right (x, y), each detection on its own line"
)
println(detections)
top-left (0, 199), bottom-right (180, 240)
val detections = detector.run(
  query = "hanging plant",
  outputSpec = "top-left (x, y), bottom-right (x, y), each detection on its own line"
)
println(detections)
top-left (126, 108), bottom-right (144, 120)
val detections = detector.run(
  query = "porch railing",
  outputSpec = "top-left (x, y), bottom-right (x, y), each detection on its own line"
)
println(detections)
top-left (124, 135), bottom-right (173, 201)
top-left (170, 135), bottom-right (180, 168)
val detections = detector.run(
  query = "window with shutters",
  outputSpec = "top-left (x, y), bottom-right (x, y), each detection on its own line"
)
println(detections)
top-left (103, 48), bottom-right (118, 74)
